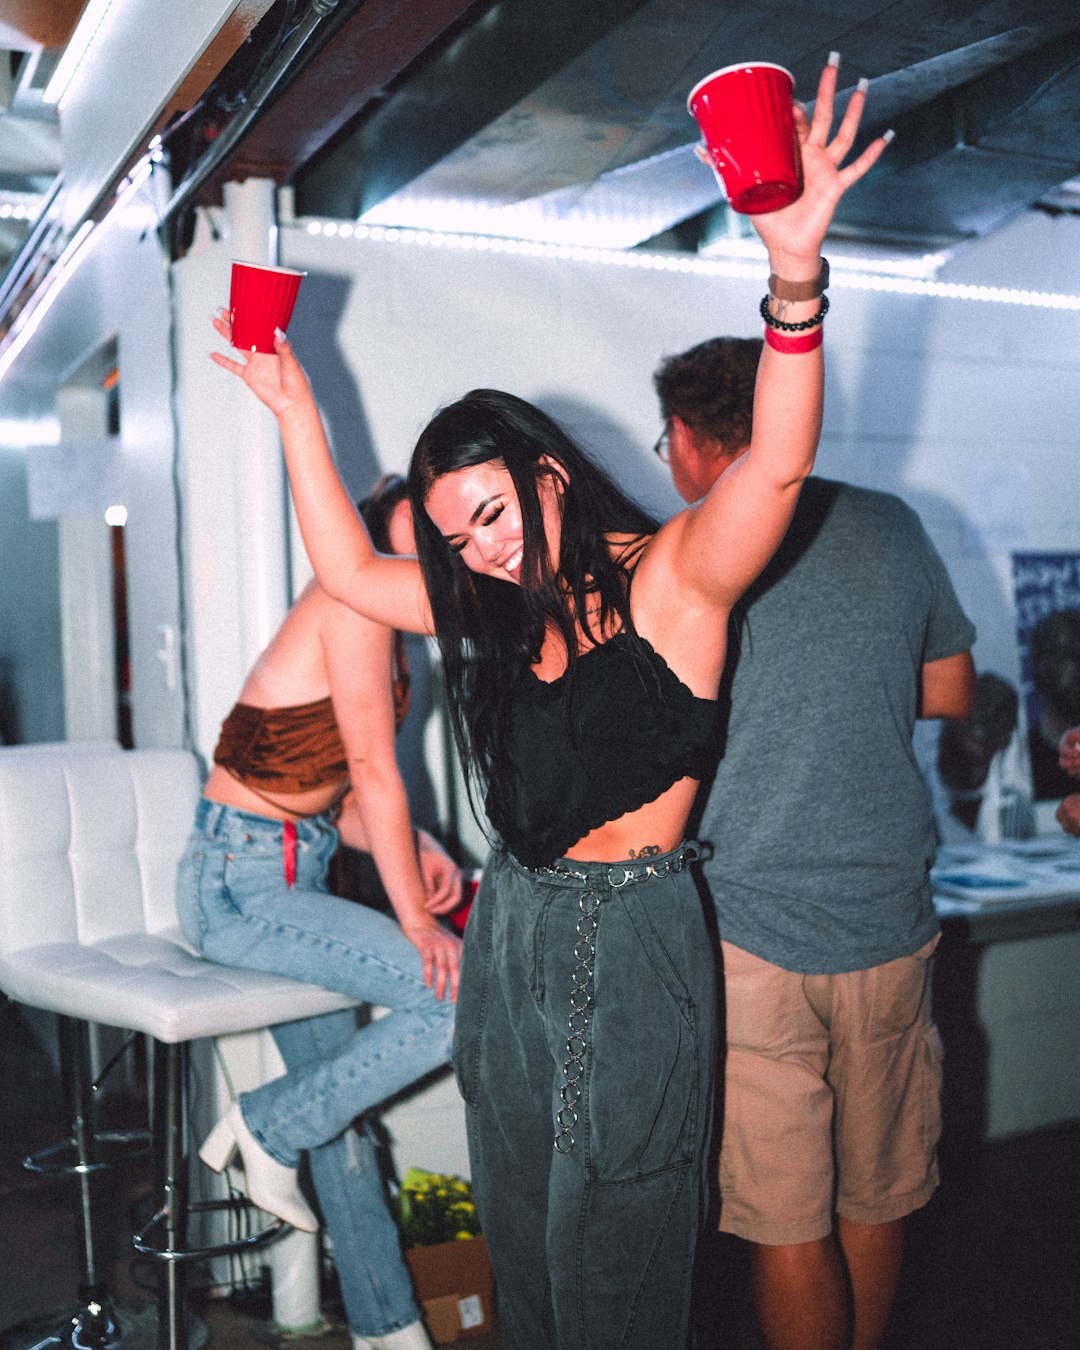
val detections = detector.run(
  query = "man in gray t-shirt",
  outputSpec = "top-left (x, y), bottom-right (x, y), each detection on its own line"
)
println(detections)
top-left (654, 336), bottom-right (975, 1350)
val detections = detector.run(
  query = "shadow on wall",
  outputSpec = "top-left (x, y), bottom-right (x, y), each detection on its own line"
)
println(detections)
top-left (535, 391), bottom-right (683, 523)
top-left (286, 271), bottom-right (443, 833)
top-left (822, 292), bottom-right (1016, 682)
top-left (287, 270), bottom-right (380, 498)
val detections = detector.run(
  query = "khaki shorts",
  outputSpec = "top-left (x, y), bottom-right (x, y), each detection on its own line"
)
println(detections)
top-left (718, 935), bottom-right (943, 1245)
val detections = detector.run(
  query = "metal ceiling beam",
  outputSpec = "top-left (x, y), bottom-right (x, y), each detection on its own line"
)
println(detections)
top-left (208, 0), bottom-right (485, 193)
top-left (311, 0), bottom-right (1080, 256)
top-left (0, 0), bottom-right (279, 342)
top-left (833, 29), bottom-right (1080, 245)
top-left (293, 0), bottom-right (654, 217)
top-left (160, 0), bottom-right (362, 226)
top-left (338, 0), bottom-right (712, 220)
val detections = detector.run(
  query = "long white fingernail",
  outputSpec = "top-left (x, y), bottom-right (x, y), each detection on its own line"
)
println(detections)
top-left (828, 51), bottom-right (840, 67)
top-left (857, 76), bottom-right (870, 94)
top-left (882, 128), bottom-right (896, 143)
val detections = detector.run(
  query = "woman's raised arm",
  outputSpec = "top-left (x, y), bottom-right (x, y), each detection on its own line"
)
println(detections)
top-left (665, 56), bottom-right (891, 611)
top-left (211, 316), bottom-right (433, 635)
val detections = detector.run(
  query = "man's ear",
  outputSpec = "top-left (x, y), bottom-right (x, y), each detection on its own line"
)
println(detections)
top-left (669, 416), bottom-right (703, 465)
top-left (674, 415), bottom-right (744, 474)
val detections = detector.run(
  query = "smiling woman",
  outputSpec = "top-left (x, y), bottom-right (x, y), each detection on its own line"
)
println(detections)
top-left (211, 57), bottom-right (890, 1349)
top-left (426, 460), bottom-right (530, 579)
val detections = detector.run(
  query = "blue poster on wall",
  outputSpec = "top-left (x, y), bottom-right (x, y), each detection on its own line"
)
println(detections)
top-left (1011, 552), bottom-right (1080, 801)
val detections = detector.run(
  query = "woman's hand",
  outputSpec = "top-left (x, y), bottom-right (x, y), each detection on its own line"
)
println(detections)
top-left (417, 829), bottom-right (464, 915)
top-left (750, 57), bottom-right (891, 276)
top-left (1058, 727), bottom-right (1080, 779)
top-left (401, 918), bottom-right (462, 1002)
top-left (1056, 793), bottom-right (1080, 837)
top-left (210, 312), bottom-right (312, 418)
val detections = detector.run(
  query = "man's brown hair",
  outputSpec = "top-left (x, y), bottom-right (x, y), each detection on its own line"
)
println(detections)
top-left (653, 336), bottom-right (763, 452)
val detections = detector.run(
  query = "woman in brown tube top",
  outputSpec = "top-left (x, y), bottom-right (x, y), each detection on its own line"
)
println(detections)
top-left (175, 475), bottom-right (459, 1350)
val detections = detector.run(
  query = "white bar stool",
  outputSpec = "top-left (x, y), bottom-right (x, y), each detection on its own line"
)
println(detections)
top-left (0, 746), bottom-right (359, 1350)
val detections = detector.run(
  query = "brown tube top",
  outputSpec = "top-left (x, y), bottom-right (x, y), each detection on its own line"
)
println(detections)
top-left (214, 636), bottom-right (411, 794)
top-left (213, 697), bottom-right (348, 793)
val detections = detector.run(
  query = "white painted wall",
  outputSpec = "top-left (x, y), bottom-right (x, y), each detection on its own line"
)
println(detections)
top-left (0, 169), bottom-right (186, 751)
top-left (979, 931), bottom-right (1080, 1136)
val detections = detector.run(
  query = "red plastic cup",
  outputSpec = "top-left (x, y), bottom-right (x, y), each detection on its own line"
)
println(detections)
top-left (687, 62), bottom-right (802, 214)
top-left (229, 261), bottom-right (306, 353)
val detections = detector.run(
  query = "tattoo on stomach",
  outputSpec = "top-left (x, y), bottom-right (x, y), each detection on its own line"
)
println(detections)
top-left (628, 844), bottom-right (661, 859)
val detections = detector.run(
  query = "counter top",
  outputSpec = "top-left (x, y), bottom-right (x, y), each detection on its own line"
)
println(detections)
top-left (933, 836), bottom-right (1080, 942)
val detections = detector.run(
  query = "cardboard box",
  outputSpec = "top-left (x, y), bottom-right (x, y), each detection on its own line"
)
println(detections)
top-left (405, 1235), bottom-right (495, 1342)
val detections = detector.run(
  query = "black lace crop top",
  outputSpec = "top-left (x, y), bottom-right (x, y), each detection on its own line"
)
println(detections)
top-left (487, 631), bottom-right (717, 869)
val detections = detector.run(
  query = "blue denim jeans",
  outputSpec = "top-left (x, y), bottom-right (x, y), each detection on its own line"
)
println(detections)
top-left (453, 844), bottom-right (717, 1350)
top-left (272, 1011), bottom-right (421, 1338)
top-left (176, 798), bottom-right (455, 1337)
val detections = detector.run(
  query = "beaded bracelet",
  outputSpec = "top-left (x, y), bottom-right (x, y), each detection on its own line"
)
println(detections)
top-left (759, 293), bottom-right (829, 332)
top-left (764, 325), bottom-right (823, 354)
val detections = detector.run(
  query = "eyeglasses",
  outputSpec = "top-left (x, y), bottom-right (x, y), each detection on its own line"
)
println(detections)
top-left (652, 426), bottom-right (671, 463)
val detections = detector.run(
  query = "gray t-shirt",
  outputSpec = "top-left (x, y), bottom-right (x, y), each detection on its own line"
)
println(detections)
top-left (697, 478), bottom-right (976, 974)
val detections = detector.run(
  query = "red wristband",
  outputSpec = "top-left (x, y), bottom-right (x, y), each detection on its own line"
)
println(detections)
top-left (764, 325), bottom-right (824, 354)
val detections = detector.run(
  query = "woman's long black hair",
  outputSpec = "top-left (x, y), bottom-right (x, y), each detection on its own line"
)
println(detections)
top-left (406, 389), bottom-right (659, 827)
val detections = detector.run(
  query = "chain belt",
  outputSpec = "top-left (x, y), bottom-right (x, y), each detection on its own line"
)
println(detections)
top-left (527, 843), bottom-right (701, 1154)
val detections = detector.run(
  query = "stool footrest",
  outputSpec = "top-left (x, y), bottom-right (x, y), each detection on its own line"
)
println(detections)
top-left (24, 1129), bottom-right (152, 1176)
top-left (133, 1197), bottom-right (287, 1263)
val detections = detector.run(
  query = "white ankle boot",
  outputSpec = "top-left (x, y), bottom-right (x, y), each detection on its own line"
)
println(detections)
top-left (198, 1101), bottom-right (318, 1233)
top-left (351, 1321), bottom-right (433, 1350)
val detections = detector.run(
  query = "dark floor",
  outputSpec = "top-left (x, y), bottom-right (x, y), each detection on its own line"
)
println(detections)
top-left (2, 994), bottom-right (1078, 1350)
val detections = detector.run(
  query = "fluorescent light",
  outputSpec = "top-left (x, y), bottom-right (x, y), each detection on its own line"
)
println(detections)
top-left (699, 234), bottom-right (953, 281)
top-left (43, 0), bottom-right (119, 110)
top-left (0, 417), bottom-right (59, 448)
top-left (105, 504), bottom-right (128, 527)
top-left (0, 153), bottom-right (163, 389)
top-left (0, 221), bottom-right (95, 385)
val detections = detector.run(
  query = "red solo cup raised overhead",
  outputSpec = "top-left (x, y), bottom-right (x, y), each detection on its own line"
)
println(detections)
top-left (229, 261), bottom-right (306, 353)
top-left (687, 62), bottom-right (802, 214)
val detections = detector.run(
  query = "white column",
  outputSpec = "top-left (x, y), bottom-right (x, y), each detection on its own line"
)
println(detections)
top-left (174, 188), bottom-right (294, 759)
top-left (223, 178), bottom-right (291, 667)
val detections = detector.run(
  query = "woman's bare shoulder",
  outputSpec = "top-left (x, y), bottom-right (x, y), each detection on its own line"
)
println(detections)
top-left (239, 581), bottom-right (385, 705)
top-left (623, 509), bottom-right (732, 690)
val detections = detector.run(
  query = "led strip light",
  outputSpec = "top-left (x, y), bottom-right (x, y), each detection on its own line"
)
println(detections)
top-left (301, 217), bottom-right (1080, 310)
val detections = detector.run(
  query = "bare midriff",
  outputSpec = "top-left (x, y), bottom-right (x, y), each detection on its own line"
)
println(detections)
top-left (202, 761), bottom-right (349, 823)
top-left (562, 775), bottom-right (701, 863)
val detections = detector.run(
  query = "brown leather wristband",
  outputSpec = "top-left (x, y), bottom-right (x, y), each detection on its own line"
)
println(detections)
top-left (768, 257), bottom-right (829, 302)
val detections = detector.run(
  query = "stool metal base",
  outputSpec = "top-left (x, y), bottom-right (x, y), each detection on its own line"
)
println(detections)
top-left (0, 1301), bottom-right (206, 1350)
